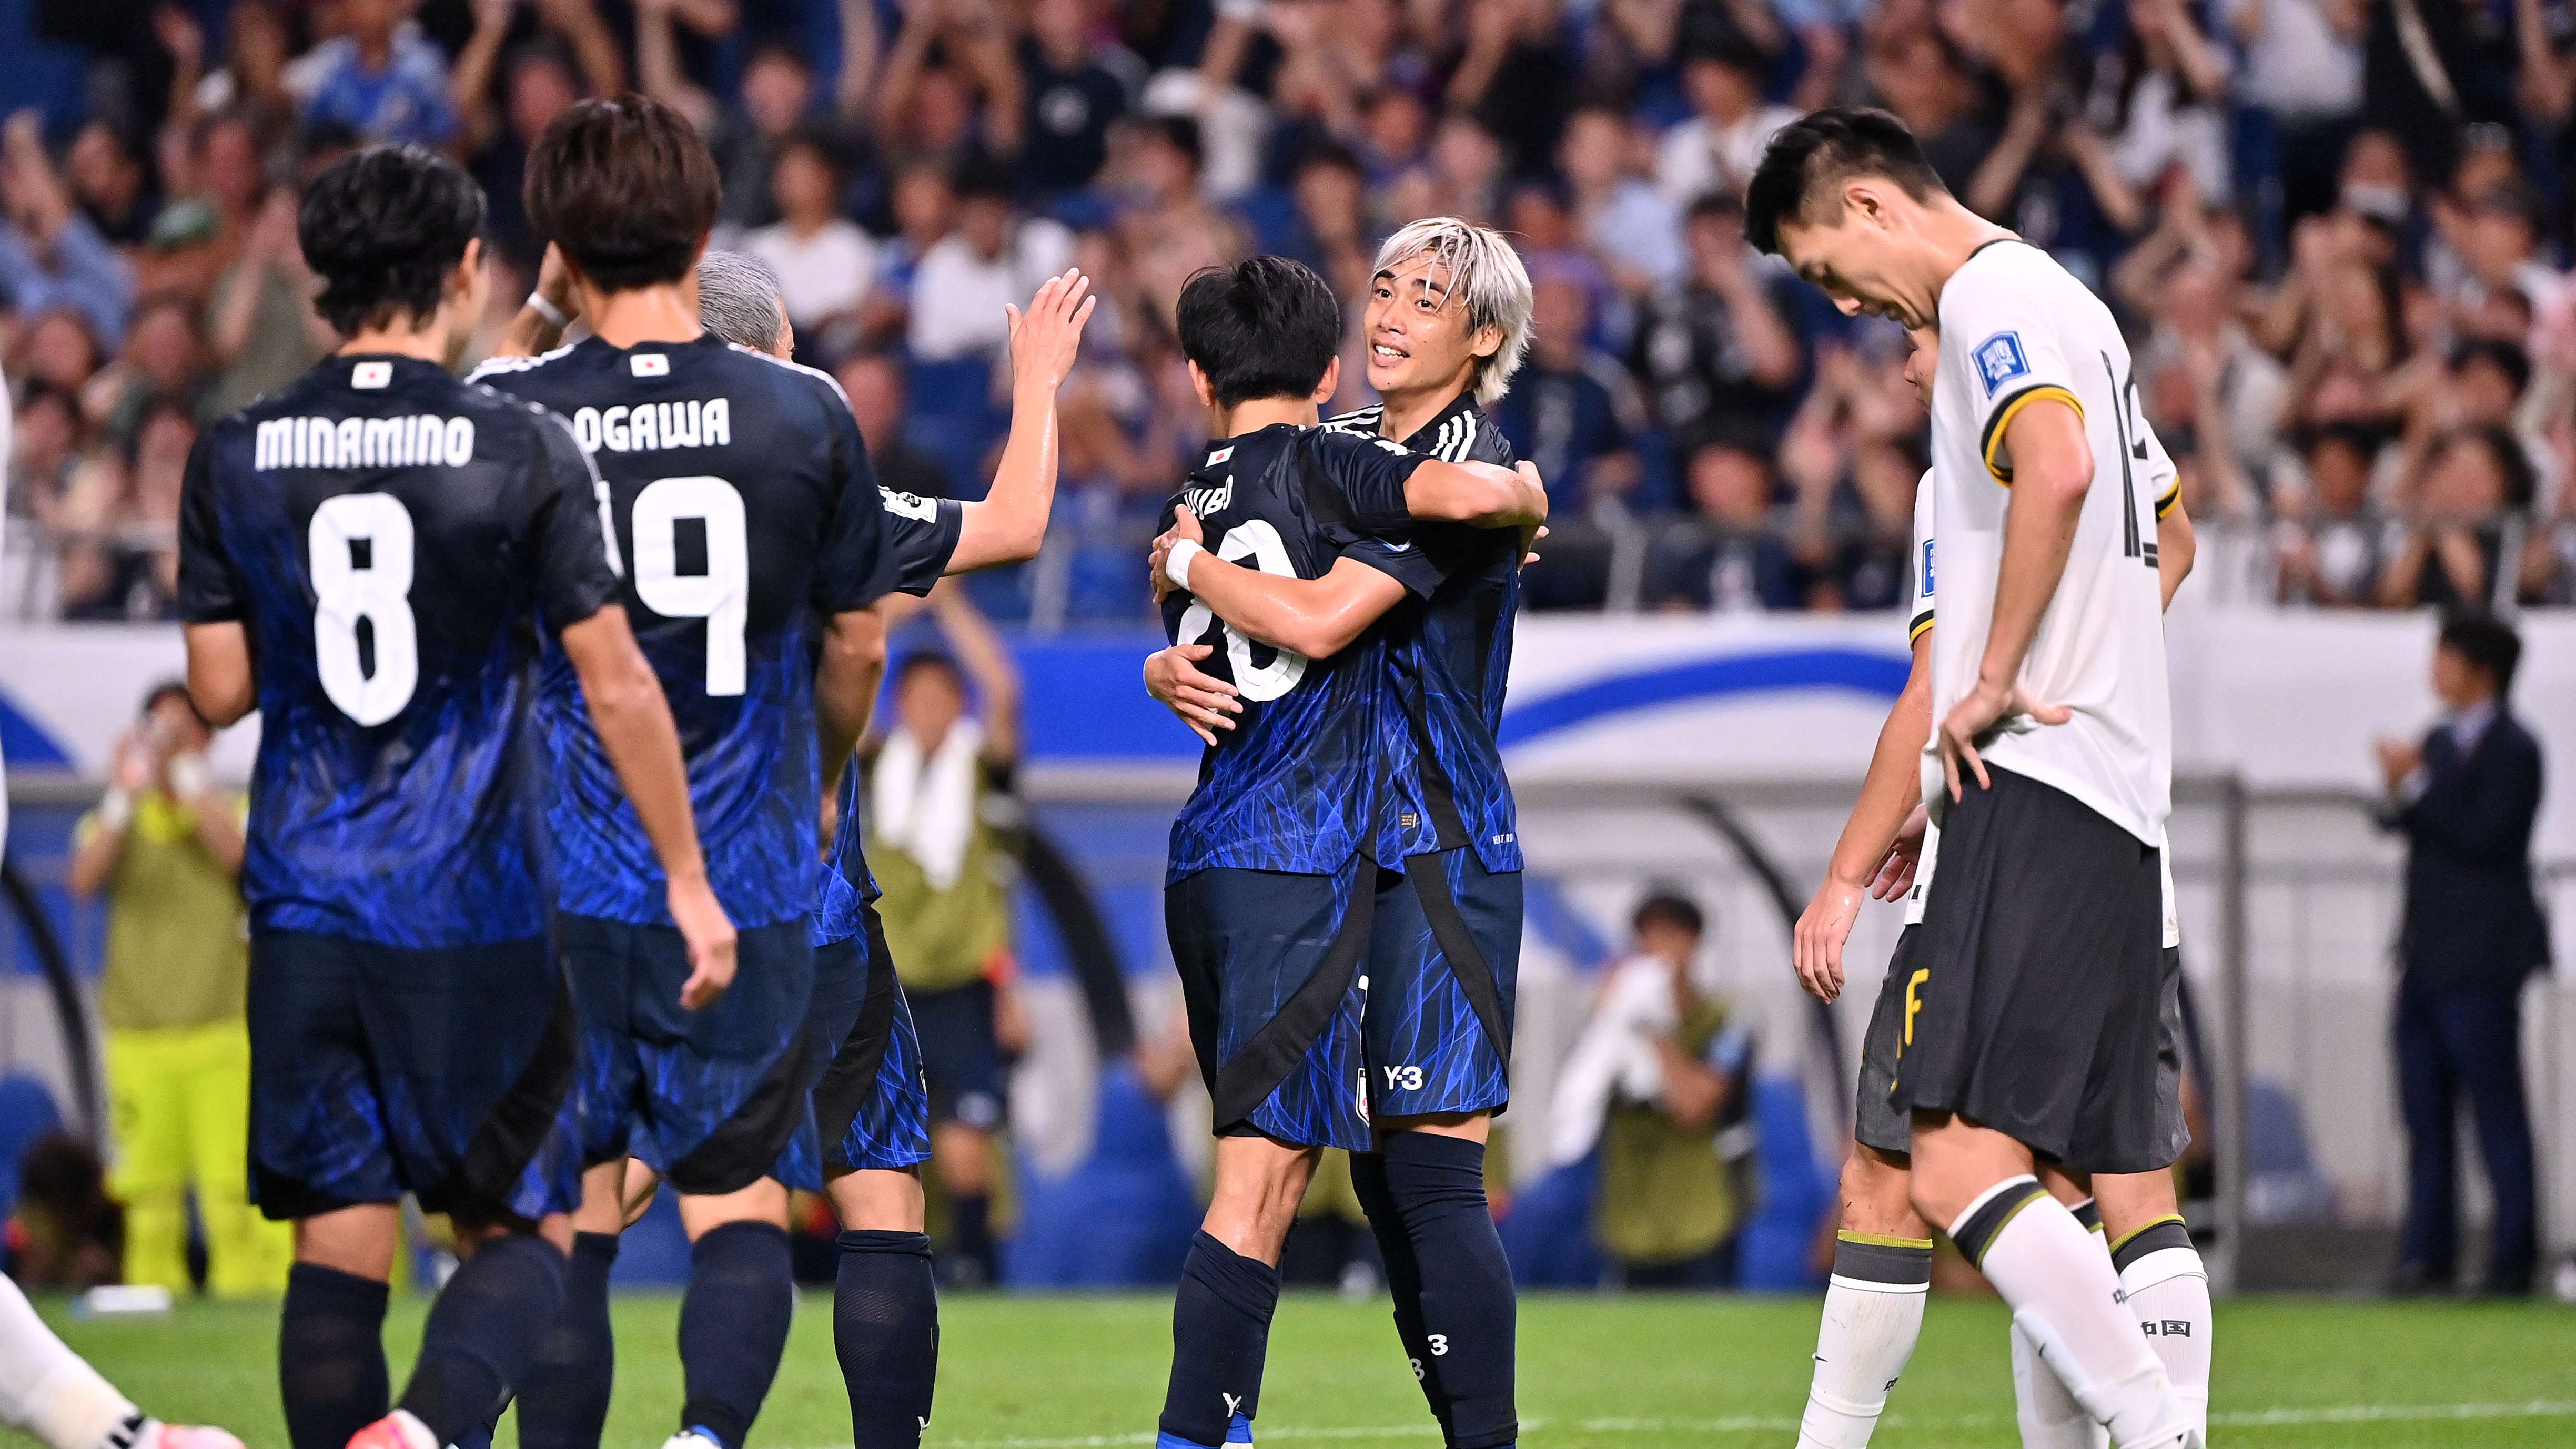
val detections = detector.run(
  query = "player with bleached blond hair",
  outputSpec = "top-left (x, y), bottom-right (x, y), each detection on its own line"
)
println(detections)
top-left (1146, 218), bottom-right (1539, 1449)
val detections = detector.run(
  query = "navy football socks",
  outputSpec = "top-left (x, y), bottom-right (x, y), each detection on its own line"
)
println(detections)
top-left (279, 1262), bottom-right (392, 1449)
top-left (947, 1192), bottom-right (997, 1286)
top-left (676, 1221), bottom-right (796, 1449)
top-left (514, 1230), bottom-right (622, 1449)
top-left (1158, 1231), bottom-right (1282, 1449)
top-left (1350, 1150), bottom-right (1458, 1443)
top-left (398, 1232), bottom-right (569, 1449)
top-left (1377, 1133), bottom-right (1518, 1449)
top-left (834, 1230), bottom-right (941, 1449)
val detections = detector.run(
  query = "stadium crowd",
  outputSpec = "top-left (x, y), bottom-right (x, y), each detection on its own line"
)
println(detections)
top-left (6, 0), bottom-right (2576, 622)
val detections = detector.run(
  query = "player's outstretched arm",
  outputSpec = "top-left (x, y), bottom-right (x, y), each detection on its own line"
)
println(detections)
top-left (815, 604), bottom-right (890, 803)
top-left (946, 269), bottom-right (1096, 573)
top-left (1939, 400), bottom-right (2086, 797)
top-left (1401, 458), bottom-right (1550, 530)
top-left (560, 605), bottom-right (740, 1009)
top-left (491, 243), bottom-right (579, 360)
top-left (1150, 505), bottom-right (1408, 660)
top-left (1793, 632), bottom-right (1934, 1002)
top-left (181, 622), bottom-right (256, 727)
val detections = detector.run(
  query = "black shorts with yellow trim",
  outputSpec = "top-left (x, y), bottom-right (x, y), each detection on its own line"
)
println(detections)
top-left (1892, 765), bottom-right (2173, 1173)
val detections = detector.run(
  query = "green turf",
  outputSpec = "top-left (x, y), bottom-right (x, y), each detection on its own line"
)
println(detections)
top-left (37, 1292), bottom-right (2576, 1448)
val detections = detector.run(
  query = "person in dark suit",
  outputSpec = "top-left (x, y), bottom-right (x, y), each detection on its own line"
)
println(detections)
top-left (2375, 610), bottom-right (2550, 1295)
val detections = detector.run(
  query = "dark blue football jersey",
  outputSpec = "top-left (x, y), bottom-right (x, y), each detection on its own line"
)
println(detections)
top-left (1322, 397), bottom-right (1524, 873)
top-left (812, 494), bottom-right (965, 949)
top-left (1159, 423), bottom-right (1430, 880)
top-left (176, 353), bottom-right (622, 948)
top-left (469, 335), bottom-right (913, 929)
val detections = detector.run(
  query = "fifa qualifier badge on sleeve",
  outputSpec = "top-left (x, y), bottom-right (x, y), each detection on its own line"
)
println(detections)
top-left (1973, 331), bottom-right (2029, 396)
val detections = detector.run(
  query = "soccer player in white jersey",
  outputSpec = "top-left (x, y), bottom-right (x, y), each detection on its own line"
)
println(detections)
top-left (1745, 108), bottom-right (2199, 1449)
top-left (1787, 327), bottom-right (2211, 1448)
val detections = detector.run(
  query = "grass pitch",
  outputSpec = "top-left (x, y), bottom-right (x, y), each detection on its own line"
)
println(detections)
top-left (39, 1291), bottom-right (2576, 1449)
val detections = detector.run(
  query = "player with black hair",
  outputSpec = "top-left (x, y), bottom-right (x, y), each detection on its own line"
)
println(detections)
top-left (475, 93), bottom-right (1092, 1449)
top-left (1140, 255), bottom-right (1547, 1449)
top-left (1752, 108), bottom-right (2201, 1449)
top-left (1148, 219), bottom-right (1537, 1449)
top-left (178, 142), bottom-right (724, 1449)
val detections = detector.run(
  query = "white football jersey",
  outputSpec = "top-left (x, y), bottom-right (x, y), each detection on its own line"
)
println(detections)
top-left (1927, 240), bottom-right (2180, 846)
top-left (1905, 469), bottom-right (1939, 927)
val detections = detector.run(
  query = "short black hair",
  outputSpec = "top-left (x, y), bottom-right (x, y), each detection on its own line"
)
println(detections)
top-left (952, 150), bottom-right (1017, 204)
top-left (1633, 889), bottom-right (1705, 939)
top-left (298, 144), bottom-right (486, 335)
top-left (527, 94), bottom-right (721, 293)
top-left (2450, 337), bottom-right (2532, 398)
top-left (1145, 114), bottom-right (1205, 171)
top-left (1175, 257), bottom-right (1341, 407)
top-left (2439, 422), bottom-right (2538, 509)
top-left (2439, 609), bottom-right (2522, 695)
top-left (1744, 107), bottom-right (1948, 257)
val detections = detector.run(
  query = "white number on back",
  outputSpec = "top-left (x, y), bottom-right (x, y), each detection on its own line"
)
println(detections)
top-left (1177, 519), bottom-right (1307, 702)
top-left (309, 493), bottom-right (418, 725)
top-left (631, 474), bottom-right (749, 696)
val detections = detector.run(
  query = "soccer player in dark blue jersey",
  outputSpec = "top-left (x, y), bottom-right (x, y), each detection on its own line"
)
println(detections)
top-left (176, 144), bottom-right (728, 1449)
top-left (1141, 257), bottom-right (1545, 1449)
top-left (1147, 219), bottom-right (1537, 1449)
top-left (473, 98), bottom-right (1093, 1449)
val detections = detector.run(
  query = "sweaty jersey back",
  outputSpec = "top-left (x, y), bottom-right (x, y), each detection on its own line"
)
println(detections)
top-left (1930, 240), bottom-right (2180, 845)
top-left (1160, 423), bottom-right (1428, 880)
top-left (471, 335), bottom-right (902, 928)
top-left (177, 353), bottom-right (622, 948)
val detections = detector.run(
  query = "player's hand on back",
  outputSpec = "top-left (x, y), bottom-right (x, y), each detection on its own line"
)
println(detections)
top-left (667, 875), bottom-right (739, 1011)
top-left (1006, 267), bottom-right (1097, 395)
top-left (1936, 677), bottom-right (2072, 801)
top-left (1872, 803), bottom-right (1929, 901)
top-left (1145, 642), bottom-right (1241, 746)
top-left (1148, 503), bottom-right (1206, 603)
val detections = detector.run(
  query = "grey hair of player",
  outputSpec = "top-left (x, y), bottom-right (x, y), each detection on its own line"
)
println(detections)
top-left (1371, 217), bottom-right (1534, 407)
top-left (695, 249), bottom-right (788, 356)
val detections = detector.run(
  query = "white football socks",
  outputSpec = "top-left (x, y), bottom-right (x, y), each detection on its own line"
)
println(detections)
top-left (0, 1275), bottom-right (147, 1449)
top-left (2113, 1221), bottom-right (2212, 1442)
top-left (2011, 1318), bottom-right (2106, 1449)
top-left (1952, 1180), bottom-right (2190, 1449)
top-left (1796, 1232), bottom-right (1935, 1447)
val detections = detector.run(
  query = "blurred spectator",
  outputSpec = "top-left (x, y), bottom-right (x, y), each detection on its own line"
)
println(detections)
top-left (1655, 41), bottom-right (1799, 206)
top-left (644, 23), bottom-right (821, 230)
top-left (453, 5), bottom-right (624, 271)
top-left (55, 399), bottom-right (190, 622)
top-left (66, 682), bottom-right (287, 1298)
top-left (2375, 424), bottom-right (2534, 609)
top-left (867, 584), bottom-right (1029, 1288)
top-left (1649, 432), bottom-right (1807, 610)
top-left (746, 130), bottom-right (880, 351)
top-left (1016, 0), bottom-right (1137, 196)
top-left (1559, 105), bottom-right (1684, 293)
top-left (1494, 273), bottom-right (1642, 516)
top-left (838, 351), bottom-right (955, 499)
top-left (2223, 0), bottom-right (2364, 230)
top-left (1555, 891), bottom-right (1752, 1288)
top-left (0, 112), bottom-right (134, 351)
top-left (2374, 612), bottom-right (2547, 1296)
top-left (911, 158), bottom-right (1077, 363)
top-left (201, 189), bottom-right (334, 417)
top-left (300, 0), bottom-right (461, 147)
top-left (1631, 195), bottom-right (1802, 450)
top-left (2272, 421), bottom-right (2394, 605)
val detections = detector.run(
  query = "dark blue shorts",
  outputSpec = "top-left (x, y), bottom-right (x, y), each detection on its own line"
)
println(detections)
top-left (1167, 862), bottom-right (1373, 1151)
top-left (560, 914), bottom-right (814, 1195)
top-left (776, 906), bottom-right (932, 1189)
top-left (1363, 847), bottom-right (1522, 1121)
top-left (909, 979), bottom-right (1006, 1131)
top-left (247, 930), bottom-right (582, 1223)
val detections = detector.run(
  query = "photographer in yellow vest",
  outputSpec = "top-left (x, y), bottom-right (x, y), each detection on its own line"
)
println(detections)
top-left (67, 681), bottom-right (289, 1297)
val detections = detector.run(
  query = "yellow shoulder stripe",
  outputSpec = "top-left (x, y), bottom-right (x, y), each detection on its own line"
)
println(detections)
top-left (1982, 385), bottom-right (2084, 486)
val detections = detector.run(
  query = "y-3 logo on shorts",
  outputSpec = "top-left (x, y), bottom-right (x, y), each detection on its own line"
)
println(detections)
top-left (1383, 1065), bottom-right (1425, 1091)
top-left (1222, 1394), bottom-right (1245, 1417)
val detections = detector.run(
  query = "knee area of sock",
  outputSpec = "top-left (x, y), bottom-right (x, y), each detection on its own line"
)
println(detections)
top-left (572, 1231), bottom-right (623, 1269)
top-left (1377, 1133), bottom-right (1488, 1205)
top-left (692, 1220), bottom-right (791, 1265)
top-left (837, 1229), bottom-right (934, 1260)
top-left (286, 1261), bottom-right (392, 1316)
top-left (1184, 1231), bottom-right (1282, 1305)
